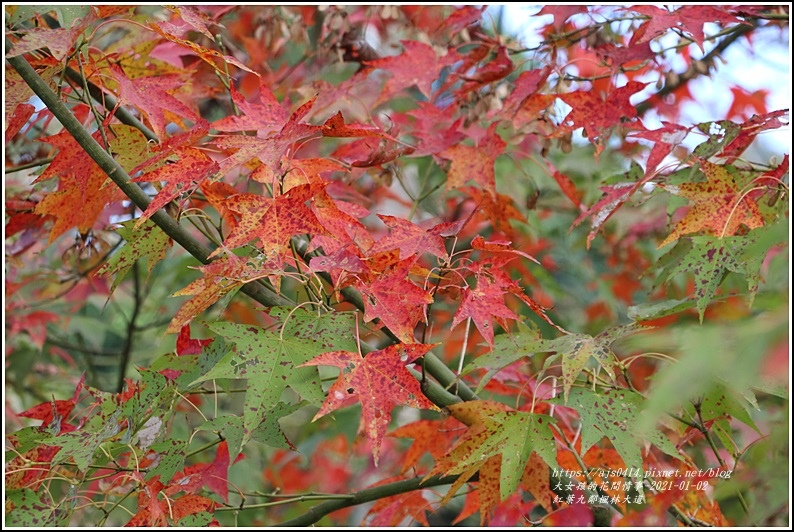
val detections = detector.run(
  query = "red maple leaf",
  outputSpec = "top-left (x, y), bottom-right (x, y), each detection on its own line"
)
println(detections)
top-left (214, 96), bottom-right (321, 175)
top-left (721, 110), bottom-right (789, 162)
top-left (434, 5), bottom-right (485, 35)
top-left (442, 123), bottom-right (506, 197)
top-left (6, 8), bottom-right (97, 60)
top-left (625, 5), bottom-right (742, 52)
top-left (630, 121), bottom-right (690, 177)
top-left (167, 441), bottom-right (233, 503)
top-left (301, 343), bottom-right (440, 465)
top-left (454, 45), bottom-right (515, 97)
top-left (109, 63), bottom-right (199, 139)
top-left (5, 102), bottom-right (35, 143)
top-left (557, 81), bottom-right (647, 158)
top-left (496, 66), bottom-right (552, 120)
top-left (320, 111), bottom-right (398, 140)
top-left (215, 183), bottom-right (331, 259)
top-left (365, 40), bottom-right (457, 105)
top-left (32, 128), bottom-right (125, 243)
top-left (148, 20), bottom-right (254, 75)
top-left (368, 214), bottom-right (449, 261)
top-left (212, 81), bottom-right (289, 135)
top-left (538, 5), bottom-right (589, 32)
top-left (392, 101), bottom-right (465, 157)
top-left (167, 252), bottom-right (282, 333)
top-left (357, 256), bottom-right (434, 343)
top-left (131, 146), bottom-right (220, 226)
top-left (363, 482), bottom-right (432, 526)
top-left (452, 261), bottom-right (522, 349)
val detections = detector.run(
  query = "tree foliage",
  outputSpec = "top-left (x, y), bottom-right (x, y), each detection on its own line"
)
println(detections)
top-left (4, 4), bottom-right (790, 527)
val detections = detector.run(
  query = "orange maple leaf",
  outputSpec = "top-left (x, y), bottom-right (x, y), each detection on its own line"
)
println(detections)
top-left (658, 160), bottom-right (764, 248)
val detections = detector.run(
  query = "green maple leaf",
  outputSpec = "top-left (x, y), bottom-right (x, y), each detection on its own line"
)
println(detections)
top-left (98, 219), bottom-right (172, 295)
top-left (197, 401), bottom-right (305, 458)
top-left (550, 388), bottom-right (683, 473)
top-left (656, 223), bottom-right (783, 321)
top-left (481, 411), bottom-right (559, 500)
top-left (463, 323), bottom-right (648, 401)
top-left (195, 312), bottom-right (356, 431)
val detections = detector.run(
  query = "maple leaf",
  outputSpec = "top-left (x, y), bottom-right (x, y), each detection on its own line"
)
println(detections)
top-left (460, 186), bottom-right (526, 238)
top-left (572, 161), bottom-right (649, 249)
top-left (542, 486), bottom-right (595, 527)
top-left (425, 401), bottom-right (509, 502)
top-left (442, 123), bottom-right (506, 197)
top-left (434, 5), bottom-right (485, 35)
top-left (630, 121), bottom-right (690, 177)
top-left (166, 252), bottom-right (284, 333)
top-left (214, 96), bottom-right (321, 175)
top-left (215, 184), bottom-right (331, 260)
top-left (625, 5), bottom-right (742, 52)
top-left (6, 310), bottom-right (60, 350)
top-left (389, 417), bottom-right (466, 474)
top-left (331, 137), bottom-right (416, 169)
top-left (97, 218), bottom-right (172, 294)
top-left (463, 323), bottom-right (648, 400)
top-left (392, 101), bottom-right (465, 156)
top-left (496, 67), bottom-right (552, 120)
top-left (549, 388), bottom-right (683, 472)
top-left (5, 102), bottom-right (35, 143)
top-left (521, 451), bottom-right (556, 513)
top-left (481, 411), bottom-right (559, 500)
top-left (320, 111), bottom-right (398, 140)
top-left (167, 441), bottom-right (232, 503)
top-left (148, 20), bottom-right (255, 75)
top-left (368, 214), bottom-right (449, 261)
top-left (109, 63), bottom-right (199, 139)
top-left (6, 8), bottom-right (97, 60)
top-left (362, 478), bottom-right (432, 526)
top-left (557, 81), bottom-right (647, 158)
top-left (452, 263), bottom-right (521, 349)
top-left (454, 45), bottom-right (515, 97)
top-left (32, 128), bottom-right (124, 244)
top-left (594, 41), bottom-right (656, 71)
top-left (364, 40), bottom-right (456, 105)
top-left (16, 376), bottom-right (83, 437)
top-left (301, 343), bottom-right (440, 465)
top-left (655, 227), bottom-right (779, 321)
top-left (211, 81), bottom-right (288, 135)
top-left (721, 110), bottom-right (789, 162)
top-left (357, 256), bottom-right (434, 343)
top-left (196, 311), bottom-right (357, 431)
top-left (658, 160), bottom-right (765, 248)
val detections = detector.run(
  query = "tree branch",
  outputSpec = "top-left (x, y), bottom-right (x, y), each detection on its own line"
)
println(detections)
top-left (271, 474), bottom-right (459, 527)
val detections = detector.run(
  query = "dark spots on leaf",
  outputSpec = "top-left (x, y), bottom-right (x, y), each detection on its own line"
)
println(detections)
top-left (347, 387), bottom-right (355, 394)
